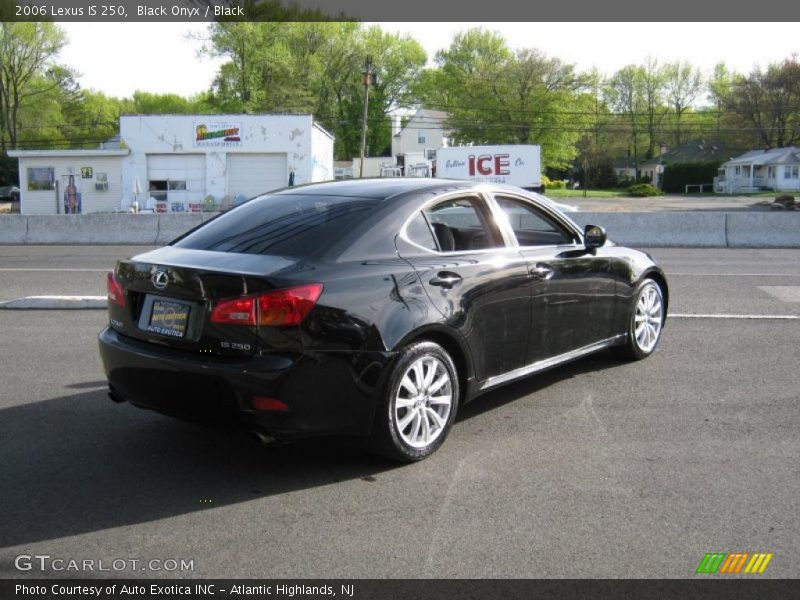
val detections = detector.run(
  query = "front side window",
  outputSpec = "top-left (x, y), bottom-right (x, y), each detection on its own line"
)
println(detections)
top-left (423, 196), bottom-right (504, 252)
top-left (494, 196), bottom-right (575, 246)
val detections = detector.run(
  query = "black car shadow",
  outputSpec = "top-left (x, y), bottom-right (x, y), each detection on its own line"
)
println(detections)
top-left (0, 352), bottom-right (626, 549)
top-left (457, 351), bottom-right (627, 422)
top-left (0, 389), bottom-right (392, 549)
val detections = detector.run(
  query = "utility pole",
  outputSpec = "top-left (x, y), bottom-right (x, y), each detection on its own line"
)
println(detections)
top-left (359, 56), bottom-right (374, 178)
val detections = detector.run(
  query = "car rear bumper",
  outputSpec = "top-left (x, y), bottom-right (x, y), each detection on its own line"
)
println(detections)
top-left (98, 326), bottom-right (393, 440)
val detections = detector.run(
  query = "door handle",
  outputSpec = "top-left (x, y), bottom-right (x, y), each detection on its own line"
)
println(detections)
top-left (529, 263), bottom-right (554, 280)
top-left (429, 272), bottom-right (462, 289)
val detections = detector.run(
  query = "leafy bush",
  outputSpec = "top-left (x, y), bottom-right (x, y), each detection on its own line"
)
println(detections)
top-left (627, 183), bottom-right (663, 197)
top-left (661, 162), bottom-right (721, 193)
top-left (547, 179), bottom-right (566, 190)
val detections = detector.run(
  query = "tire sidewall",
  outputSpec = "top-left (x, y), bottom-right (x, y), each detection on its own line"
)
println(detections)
top-left (380, 341), bottom-right (460, 461)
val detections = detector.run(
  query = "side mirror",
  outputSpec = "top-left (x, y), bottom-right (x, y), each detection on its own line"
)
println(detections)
top-left (584, 224), bottom-right (607, 249)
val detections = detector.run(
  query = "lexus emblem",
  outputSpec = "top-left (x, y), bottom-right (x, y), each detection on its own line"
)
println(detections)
top-left (152, 269), bottom-right (169, 290)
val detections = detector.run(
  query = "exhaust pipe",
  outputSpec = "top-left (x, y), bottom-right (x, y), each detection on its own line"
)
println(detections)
top-left (250, 430), bottom-right (276, 446)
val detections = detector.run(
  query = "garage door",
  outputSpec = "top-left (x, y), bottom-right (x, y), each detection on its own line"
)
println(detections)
top-left (227, 153), bottom-right (287, 200)
top-left (146, 154), bottom-right (206, 210)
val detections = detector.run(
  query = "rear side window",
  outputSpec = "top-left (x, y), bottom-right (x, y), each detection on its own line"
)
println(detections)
top-left (174, 194), bottom-right (377, 256)
top-left (424, 196), bottom-right (504, 252)
top-left (404, 212), bottom-right (437, 251)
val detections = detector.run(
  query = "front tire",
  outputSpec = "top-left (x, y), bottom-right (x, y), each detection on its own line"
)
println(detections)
top-left (616, 278), bottom-right (665, 360)
top-left (370, 341), bottom-right (459, 462)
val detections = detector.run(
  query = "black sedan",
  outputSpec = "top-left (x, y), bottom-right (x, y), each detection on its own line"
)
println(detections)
top-left (99, 179), bottom-right (668, 461)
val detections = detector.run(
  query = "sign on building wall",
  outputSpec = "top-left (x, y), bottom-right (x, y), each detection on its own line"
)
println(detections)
top-left (194, 122), bottom-right (242, 148)
top-left (62, 174), bottom-right (82, 214)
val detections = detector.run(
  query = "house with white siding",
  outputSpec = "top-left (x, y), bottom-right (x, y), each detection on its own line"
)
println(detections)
top-left (7, 149), bottom-right (128, 215)
top-left (391, 109), bottom-right (450, 162)
top-left (716, 147), bottom-right (800, 194)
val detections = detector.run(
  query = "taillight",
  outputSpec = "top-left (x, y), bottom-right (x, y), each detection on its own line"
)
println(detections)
top-left (252, 396), bottom-right (289, 412)
top-left (107, 272), bottom-right (126, 307)
top-left (210, 283), bottom-right (323, 327)
top-left (209, 296), bottom-right (257, 325)
top-left (257, 283), bottom-right (323, 326)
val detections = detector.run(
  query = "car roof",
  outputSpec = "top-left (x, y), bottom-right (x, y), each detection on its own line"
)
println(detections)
top-left (275, 178), bottom-right (475, 200)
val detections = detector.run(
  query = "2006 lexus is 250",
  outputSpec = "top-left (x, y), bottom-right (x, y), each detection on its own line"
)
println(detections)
top-left (99, 178), bottom-right (668, 462)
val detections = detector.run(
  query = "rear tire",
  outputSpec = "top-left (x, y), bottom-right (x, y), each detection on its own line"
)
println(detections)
top-left (615, 278), bottom-right (665, 360)
top-left (370, 341), bottom-right (459, 462)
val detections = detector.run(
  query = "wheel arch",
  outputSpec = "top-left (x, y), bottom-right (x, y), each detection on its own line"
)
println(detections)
top-left (641, 267), bottom-right (669, 317)
top-left (392, 325), bottom-right (474, 401)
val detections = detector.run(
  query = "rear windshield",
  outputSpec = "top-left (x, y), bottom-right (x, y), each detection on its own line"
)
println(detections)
top-left (174, 194), bottom-right (379, 256)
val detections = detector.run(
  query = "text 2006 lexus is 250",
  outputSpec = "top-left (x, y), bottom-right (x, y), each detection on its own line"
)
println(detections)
top-left (99, 179), bottom-right (668, 461)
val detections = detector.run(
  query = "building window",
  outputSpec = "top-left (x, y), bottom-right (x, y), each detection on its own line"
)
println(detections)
top-left (417, 130), bottom-right (425, 144)
top-left (794, 166), bottom-right (800, 179)
top-left (27, 167), bottom-right (55, 190)
top-left (734, 166), bottom-right (741, 176)
top-left (148, 180), bottom-right (186, 200)
top-left (149, 180), bottom-right (168, 202)
top-left (784, 166), bottom-right (798, 179)
top-left (767, 166), bottom-right (775, 178)
top-left (95, 173), bottom-right (109, 191)
top-left (426, 149), bottom-right (436, 160)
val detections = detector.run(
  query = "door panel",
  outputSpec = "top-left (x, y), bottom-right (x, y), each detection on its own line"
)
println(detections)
top-left (519, 247), bottom-right (617, 359)
top-left (492, 194), bottom-right (617, 361)
top-left (409, 251), bottom-right (533, 381)
top-left (399, 194), bottom-right (534, 382)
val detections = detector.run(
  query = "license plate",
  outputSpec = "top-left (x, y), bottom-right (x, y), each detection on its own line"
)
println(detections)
top-left (145, 299), bottom-right (191, 338)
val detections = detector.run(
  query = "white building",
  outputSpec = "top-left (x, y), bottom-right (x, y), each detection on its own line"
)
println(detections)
top-left (716, 147), bottom-right (800, 194)
top-left (391, 109), bottom-right (449, 162)
top-left (6, 149), bottom-right (128, 215)
top-left (9, 114), bottom-right (334, 214)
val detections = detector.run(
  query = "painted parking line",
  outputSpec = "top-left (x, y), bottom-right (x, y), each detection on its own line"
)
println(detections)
top-left (668, 273), bottom-right (800, 277)
top-left (0, 268), bottom-right (109, 272)
top-left (0, 296), bottom-right (107, 309)
top-left (671, 313), bottom-right (800, 320)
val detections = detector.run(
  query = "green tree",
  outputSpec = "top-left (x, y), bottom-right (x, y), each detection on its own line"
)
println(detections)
top-left (605, 65), bottom-right (646, 176)
top-left (420, 28), bottom-right (589, 170)
top-left (640, 57), bottom-right (669, 157)
top-left (664, 61), bottom-right (703, 145)
top-left (0, 23), bottom-right (67, 149)
top-left (722, 57), bottom-right (800, 148)
top-left (199, 22), bottom-right (426, 160)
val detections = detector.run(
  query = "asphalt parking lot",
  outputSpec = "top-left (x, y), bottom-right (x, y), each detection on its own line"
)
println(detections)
top-left (0, 246), bottom-right (798, 579)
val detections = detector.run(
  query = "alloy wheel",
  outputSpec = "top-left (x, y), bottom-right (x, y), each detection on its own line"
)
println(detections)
top-left (394, 356), bottom-right (453, 449)
top-left (634, 283), bottom-right (663, 353)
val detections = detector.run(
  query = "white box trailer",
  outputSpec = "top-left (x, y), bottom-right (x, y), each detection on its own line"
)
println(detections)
top-left (435, 145), bottom-right (542, 190)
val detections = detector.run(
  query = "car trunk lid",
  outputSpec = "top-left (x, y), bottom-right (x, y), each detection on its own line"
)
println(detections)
top-left (108, 247), bottom-right (304, 357)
